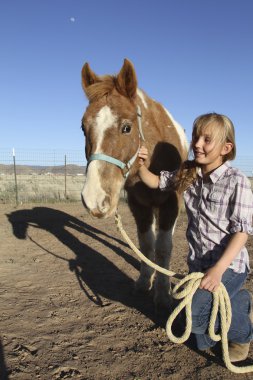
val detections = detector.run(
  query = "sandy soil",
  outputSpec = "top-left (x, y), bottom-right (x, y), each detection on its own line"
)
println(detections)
top-left (0, 201), bottom-right (253, 380)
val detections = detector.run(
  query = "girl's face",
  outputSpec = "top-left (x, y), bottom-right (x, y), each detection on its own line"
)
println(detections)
top-left (192, 126), bottom-right (232, 174)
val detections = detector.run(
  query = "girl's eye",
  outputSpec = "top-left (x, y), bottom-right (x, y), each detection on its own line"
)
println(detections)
top-left (121, 124), bottom-right (132, 134)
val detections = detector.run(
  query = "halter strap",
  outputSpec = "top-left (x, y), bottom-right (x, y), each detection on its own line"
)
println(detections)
top-left (137, 105), bottom-right (145, 142)
top-left (88, 154), bottom-right (126, 170)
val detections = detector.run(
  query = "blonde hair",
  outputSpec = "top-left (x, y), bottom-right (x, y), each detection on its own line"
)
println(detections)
top-left (192, 113), bottom-right (236, 160)
top-left (174, 113), bottom-right (236, 192)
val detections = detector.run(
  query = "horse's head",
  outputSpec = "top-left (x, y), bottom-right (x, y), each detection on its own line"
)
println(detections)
top-left (81, 59), bottom-right (141, 218)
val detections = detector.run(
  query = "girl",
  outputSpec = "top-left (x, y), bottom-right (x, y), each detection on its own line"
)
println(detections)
top-left (138, 113), bottom-right (253, 362)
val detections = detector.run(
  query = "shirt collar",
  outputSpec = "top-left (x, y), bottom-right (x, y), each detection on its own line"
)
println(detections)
top-left (197, 161), bottom-right (231, 184)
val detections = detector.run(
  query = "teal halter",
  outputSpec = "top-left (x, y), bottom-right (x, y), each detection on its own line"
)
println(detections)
top-left (87, 106), bottom-right (145, 178)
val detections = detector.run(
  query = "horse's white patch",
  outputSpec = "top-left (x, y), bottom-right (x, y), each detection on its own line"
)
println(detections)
top-left (94, 105), bottom-right (117, 153)
top-left (137, 89), bottom-right (148, 109)
top-left (163, 107), bottom-right (188, 151)
top-left (81, 105), bottom-right (123, 215)
top-left (82, 160), bottom-right (107, 212)
top-left (171, 218), bottom-right (178, 236)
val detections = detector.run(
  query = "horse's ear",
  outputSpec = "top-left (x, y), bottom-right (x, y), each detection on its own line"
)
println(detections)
top-left (81, 63), bottom-right (100, 91)
top-left (116, 59), bottom-right (137, 99)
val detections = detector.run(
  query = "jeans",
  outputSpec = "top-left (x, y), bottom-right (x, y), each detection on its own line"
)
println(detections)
top-left (191, 268), bottom-right (253, 350)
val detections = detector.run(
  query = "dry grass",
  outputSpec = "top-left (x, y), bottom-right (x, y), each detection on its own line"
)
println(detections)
top-left (0, 174), bottom-right (85, 203)
top-left (0, 174), bottom-right (128, 204)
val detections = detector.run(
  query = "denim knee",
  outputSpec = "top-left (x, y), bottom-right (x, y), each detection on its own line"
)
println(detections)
top-left (191, 288), bottom-right (213, 334)
top-left (228, 288), bottom-right (253, 344)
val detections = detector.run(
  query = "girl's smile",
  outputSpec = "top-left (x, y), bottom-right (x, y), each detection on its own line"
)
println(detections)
top-left (194, 150), bottom-right (205, 157)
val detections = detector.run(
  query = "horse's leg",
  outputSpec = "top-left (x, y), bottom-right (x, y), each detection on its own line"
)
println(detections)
top-left (128, 197), bottom-right (155, 292)
top-left (136, 217), bottom-right (156, 291)
top-left (154, 195), bottom-right (179, 309)
top-left (154, 227), bottom-right (173, 308)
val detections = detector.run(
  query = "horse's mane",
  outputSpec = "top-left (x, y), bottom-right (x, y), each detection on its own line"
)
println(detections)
top-left (85, 75), bottom-right (117, 102)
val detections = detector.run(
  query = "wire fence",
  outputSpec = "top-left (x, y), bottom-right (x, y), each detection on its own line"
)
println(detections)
top-left (0, 148), bottom-right (252, 204)
top-left (0, 149), bottom-right (86, 204)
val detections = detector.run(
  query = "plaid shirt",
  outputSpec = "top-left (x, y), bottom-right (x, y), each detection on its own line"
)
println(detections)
top-left (159, 162), bottom-right (253, 273)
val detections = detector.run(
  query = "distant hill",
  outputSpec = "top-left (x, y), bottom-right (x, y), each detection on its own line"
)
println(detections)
top-left (0, 164), bottom-right (86, 175)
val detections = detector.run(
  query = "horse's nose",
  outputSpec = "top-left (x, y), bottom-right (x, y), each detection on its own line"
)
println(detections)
top-left (82, 194), bottom-right (111, 218)
top-left (91, 195), bottom-right (111, 217)
top-left (100, 195), bottom-right (111, 214)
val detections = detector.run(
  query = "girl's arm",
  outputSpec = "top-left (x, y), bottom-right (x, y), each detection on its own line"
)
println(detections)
top-left (138, 166), bottom-right (159, 189)
top-left (138, 145), bottom-right (182, 190)
top-left (138, 146), bottom-right (159, 189)
top-left (199, 232), bottom-right (248, 292)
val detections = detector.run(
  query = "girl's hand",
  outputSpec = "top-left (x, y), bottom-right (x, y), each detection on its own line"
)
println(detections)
top-left (199, 266), bottom-right (224, 292)
top-left (138, 146), bottom-right (148, 167)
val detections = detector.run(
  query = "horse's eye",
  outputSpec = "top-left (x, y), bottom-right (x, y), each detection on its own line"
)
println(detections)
top-left (121, 124), bottom-right (132, 134)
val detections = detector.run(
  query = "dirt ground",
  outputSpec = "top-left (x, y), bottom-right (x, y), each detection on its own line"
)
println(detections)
top-left (1, 201), bottom-right (253, 380)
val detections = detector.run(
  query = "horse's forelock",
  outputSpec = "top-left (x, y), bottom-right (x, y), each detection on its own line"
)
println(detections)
top-left (85, 75), bottom-right (135, 103)
top-left (85, 75), bottom-right (116, 102)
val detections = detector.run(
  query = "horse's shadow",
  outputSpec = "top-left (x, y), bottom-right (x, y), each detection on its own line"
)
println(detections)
top-left (0, 338), bottom-right (8, 380)
top-left (7, 206), bottom-right (241, 366)
top-left (6, 206), bottom-right (160, 324)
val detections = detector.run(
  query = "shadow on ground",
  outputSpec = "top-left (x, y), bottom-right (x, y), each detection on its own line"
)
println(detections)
top-left (0, 338), bottom-right (9, 380)
top-left (6, 206), bottom-right (234, 366)
top-left (6, 207), bottom-right (160, 323)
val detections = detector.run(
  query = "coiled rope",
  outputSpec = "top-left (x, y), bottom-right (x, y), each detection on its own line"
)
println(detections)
top-left (115, 211), bottom-right (253, 374)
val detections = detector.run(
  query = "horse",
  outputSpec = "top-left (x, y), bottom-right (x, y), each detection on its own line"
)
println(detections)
top-left (80, 59), bottom-right (188, 308)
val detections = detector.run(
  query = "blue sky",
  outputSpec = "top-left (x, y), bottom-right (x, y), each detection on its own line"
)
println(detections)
top-left (1, 0), bottom-right (253, 171)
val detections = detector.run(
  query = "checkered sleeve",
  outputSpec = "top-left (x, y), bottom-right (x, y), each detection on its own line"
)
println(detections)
top-left (159, 170), bottom-right (177, 191)
top-left (230, 174), bottom-right (253, 235)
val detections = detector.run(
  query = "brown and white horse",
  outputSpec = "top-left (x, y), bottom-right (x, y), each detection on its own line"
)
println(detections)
top-left (81, 59), bottom-right (188, 308)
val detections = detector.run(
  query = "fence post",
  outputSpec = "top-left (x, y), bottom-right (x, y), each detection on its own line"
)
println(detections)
top-left (12, 148), bottom-right (18, 205)
top-left (64, 154), bottom-right (67, 199)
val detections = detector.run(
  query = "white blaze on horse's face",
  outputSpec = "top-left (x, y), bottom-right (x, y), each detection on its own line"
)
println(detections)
top-left (93, 105), bottom-right (117, 152)
top-left (81, 105), bottom-right (123, 218)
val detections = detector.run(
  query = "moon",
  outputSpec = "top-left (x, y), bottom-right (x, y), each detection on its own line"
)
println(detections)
top-left (70, 17), bottom-right (75, 23)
